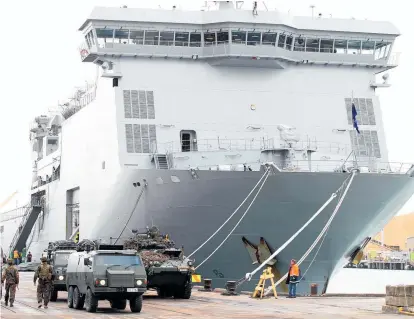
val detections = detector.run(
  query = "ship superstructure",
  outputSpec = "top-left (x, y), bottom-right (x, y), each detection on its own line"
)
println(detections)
top-left (1, 1), bottom-right (414, 294)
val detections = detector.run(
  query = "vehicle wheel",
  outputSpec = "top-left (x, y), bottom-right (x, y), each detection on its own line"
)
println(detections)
top-left (85, 288), bottom-right (98, 313)
top-left (73, 287), bottom-right (81, 309)
top-left (67, 286), bottom-right (74, 308)
top-left (50, 288), bottom-right (58, 302)
top-left (175, 283), bottom-right (192, 299)
top-left (130, 294), bottom-right (143, 313)
top-left (110, 299), bottom-right (127, 310)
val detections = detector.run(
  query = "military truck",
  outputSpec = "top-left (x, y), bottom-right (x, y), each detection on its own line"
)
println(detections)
top-left (66, 240), bottom-right (147, 313)
top-left (123, 226), bottom-right (195, 299)
top-left (45, 240), bottom-right (77, 301)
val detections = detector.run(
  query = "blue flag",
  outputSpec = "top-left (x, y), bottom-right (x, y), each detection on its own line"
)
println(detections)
top-left (352, 103), bottom-right (360, 134)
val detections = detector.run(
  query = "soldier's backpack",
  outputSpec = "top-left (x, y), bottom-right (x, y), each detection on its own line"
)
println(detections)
top-left (37, 264), bottom-right (52, 281)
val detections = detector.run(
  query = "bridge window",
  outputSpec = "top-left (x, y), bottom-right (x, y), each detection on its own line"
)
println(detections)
top-left (160, 31), bottom-right (174, 46)
top-left (145, 31), bottom-right (159, 45)
top-left (362, 40), bottom-right (375, 55)
top-left (204, 32), bottom-right (216, 46)
top-left (375, 42), bottom-right (391, 59)
top-left (278, 34), bottom-right (286, 48)
top-left (293, 37), bottom-right (305, 51)
top-left (320, 39), bottom-right (334, 53)
top-left (190, 32), bottom-right (201, 47)
top-left (232, 30), bottom-right (246, 44)
top-left (217, 31), bottom-right (229, 44)
top-left (175, 32), bottom-right (189, 46)
top-left (262, 32), bottom-right (276, 46)
top-left (334, 39), bottom-right (347, 54)
top-left (130, 30), bottom-right (144, 45)
top-left (247, 31), bottom-right (260, 46)
top-left (305, 38), bottom-right (320, 52)
top-left (85, 31), bottom-right (95, 48)
top-left (96, 28), bottom-right (114, 47)
top-left (286, 35), bottom-right (293, 50)
top-left (115, 29), bottom-right (129, 44)
top-left (348, 40), bottom-right (361, 54)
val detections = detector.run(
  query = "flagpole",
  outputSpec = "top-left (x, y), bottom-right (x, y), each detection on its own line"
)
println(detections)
top-left (351, 90), bottom-right (359, 167)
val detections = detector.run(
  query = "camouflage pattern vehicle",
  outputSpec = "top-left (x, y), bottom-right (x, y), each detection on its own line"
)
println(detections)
top-left (123, 226), bottom-right (195, 299)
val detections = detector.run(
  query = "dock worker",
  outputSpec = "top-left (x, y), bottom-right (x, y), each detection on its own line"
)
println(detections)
top-left (285, 259), bottom-right (300, 298)
top-left (34, 257), bottom-right (53, 309)
top-left (1, 258), bottom-right (19, 307)
top-left (13, 250), bottom-right (19, 266)
top-left (27, 251), bottom-right (33, 262)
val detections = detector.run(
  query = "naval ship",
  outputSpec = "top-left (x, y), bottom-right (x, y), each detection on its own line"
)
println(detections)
top-left (1, 1), bottom-right (414, 294)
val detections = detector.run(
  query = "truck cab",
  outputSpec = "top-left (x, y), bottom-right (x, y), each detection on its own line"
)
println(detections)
top-left (46, 240), bottom-right (78, 301)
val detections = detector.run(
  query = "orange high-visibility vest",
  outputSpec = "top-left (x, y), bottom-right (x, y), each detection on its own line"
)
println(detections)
top-left (13, 250), bottom-right (19, 258)
top-left (289, 264), bottom-right (299, 276)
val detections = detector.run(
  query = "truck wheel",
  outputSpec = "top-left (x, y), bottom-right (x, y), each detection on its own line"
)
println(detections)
top-left (110, 299), bottom-right (127, 310)
top-left (50, 288), bottom-right (58, 302)
top-left (73, 287), bottom-right (83, 309)
top-left (175, 283), bottom-right (192, 299)
top-left (130, 295), bottom-right (143, 313)
top-left (85, 288), bottom-right (98, 313)
top-left (67, 286), bottom-right (74, 308)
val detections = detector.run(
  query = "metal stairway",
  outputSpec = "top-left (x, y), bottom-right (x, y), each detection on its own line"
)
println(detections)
top-left (154, 154), bottom-right (169, 169)
top-left (9, 199), bottom-right (42, 255)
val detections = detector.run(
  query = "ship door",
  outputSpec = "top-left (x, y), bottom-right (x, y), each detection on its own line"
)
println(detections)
top-left (180, 130), bottom-right (197, 152)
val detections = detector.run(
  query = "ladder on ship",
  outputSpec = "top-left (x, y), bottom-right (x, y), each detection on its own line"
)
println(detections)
top-left (154, 154), bottom-right (169, 169)
top-left (8, 198), bottom-right (43, 255)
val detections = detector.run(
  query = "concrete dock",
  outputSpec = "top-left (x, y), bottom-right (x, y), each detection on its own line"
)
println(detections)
top-left (0, 273), bottom-right (404, 318)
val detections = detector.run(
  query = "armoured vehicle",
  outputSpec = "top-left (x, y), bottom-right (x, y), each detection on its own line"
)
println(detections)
top-left (66, 241), bottom-right (146, 313)
top-left (124, 226), bottom-right (194, 299)
top-left (46, 240), bottom-right (77, 301)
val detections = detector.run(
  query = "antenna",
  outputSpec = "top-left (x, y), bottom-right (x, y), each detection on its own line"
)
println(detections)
top-left (310, 5), bottom-right (315, 18)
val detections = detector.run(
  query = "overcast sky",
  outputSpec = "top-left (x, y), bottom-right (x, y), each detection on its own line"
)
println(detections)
top-left (0, 0), bottom-right (413, 213)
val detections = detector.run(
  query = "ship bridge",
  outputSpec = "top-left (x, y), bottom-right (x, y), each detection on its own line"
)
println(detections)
top-left (78, 2), bottom-right (399, 72)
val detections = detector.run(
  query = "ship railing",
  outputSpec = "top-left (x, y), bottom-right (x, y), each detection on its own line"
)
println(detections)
top-left (155, 138), bottom-right (352, 154)
top-left (0, 204), bottom-right (30, 223)
top-left (279, 159), bottom-right (414, 174)
top-left (183, 159), bottom-right (413, 175)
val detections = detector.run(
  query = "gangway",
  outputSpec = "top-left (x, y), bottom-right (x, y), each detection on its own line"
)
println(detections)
top-left (8, 198), bottom-right (43, 255)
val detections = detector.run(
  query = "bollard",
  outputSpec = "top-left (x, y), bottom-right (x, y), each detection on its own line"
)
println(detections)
top-left (198, 278), bottom-right (213, 292)
top-left (204, 279), bottom-right (212, 291)
top-left (222, 281), bottom-right (239, 296)
top-left (310, 283), bottom-right (318, 296)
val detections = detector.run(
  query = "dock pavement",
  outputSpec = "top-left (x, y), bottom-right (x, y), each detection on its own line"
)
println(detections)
top-left (0, 272), bottom-right (404, 318)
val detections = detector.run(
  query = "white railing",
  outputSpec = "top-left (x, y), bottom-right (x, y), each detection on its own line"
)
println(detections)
top-left (154, 137), bottom-right (351, 155)
top-left (184, 159), bottom-right (413, 175)
top-left (0, 204), bottom-right (30, 223)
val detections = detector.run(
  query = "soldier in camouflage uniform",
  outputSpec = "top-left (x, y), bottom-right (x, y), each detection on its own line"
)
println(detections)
top-left (1, 258), bottom-right (19, 307)
top-left (34, 257), bottom-right (53, 309)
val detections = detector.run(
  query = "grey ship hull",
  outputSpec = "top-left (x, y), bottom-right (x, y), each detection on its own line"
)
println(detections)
top-left (90, 168), bottom-right (414, 294)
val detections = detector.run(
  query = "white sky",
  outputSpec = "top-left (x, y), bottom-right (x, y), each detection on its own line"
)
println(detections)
top-left (0, 0), bottom-right (413, 213)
